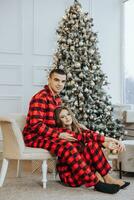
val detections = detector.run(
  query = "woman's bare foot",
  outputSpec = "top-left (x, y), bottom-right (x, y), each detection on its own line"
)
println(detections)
top-left (96, 172), bottom-right (104, 182)
top-left (103, 174), bottom-right (125, 187)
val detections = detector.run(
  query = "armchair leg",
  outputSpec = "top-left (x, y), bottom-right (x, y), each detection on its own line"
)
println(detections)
top-left (0, 158), bottom-right (9, 187)
top-left (119, 161), bottom-right (122, 179)
top-left (42, 160), bottom-right (47, 188)
top-left (52, 159), bottom-right (57, 180)
top-left (16, 160), bottom-right (23, 177)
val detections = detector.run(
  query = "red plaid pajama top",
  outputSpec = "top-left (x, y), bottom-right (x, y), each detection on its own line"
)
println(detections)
top-left (23, 85), bottom-right (61, 146)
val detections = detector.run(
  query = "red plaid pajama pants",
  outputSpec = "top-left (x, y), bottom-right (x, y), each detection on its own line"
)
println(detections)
top-left (30, 138), bottom-right (111, 187)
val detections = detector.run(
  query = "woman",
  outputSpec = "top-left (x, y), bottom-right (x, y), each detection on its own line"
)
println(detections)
top-left (54, 106), bottom-right (130, 193)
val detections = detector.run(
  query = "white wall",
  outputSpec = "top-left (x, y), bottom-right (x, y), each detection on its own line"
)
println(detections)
top-left (0, 0), bottom-right (121, 144)
top-left (91, 0), bottom-right (122, 103)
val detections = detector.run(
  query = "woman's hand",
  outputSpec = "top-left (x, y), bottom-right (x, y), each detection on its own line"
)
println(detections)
top-left (117, 141), bottom-right (126, 152)
top-left (102, 141), bottom-right (119, 151)
top-left (103, 137), bottom-right (126, 153)
top-left (59, 132), bottom-right (77, 142)
top-left (109, 139), bottom-right (126, 152)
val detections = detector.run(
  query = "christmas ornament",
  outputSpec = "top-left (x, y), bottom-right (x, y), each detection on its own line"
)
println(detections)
top-left (79, 72), bottom-right (84, 78)
top-left (84, 88), bottom-right (88, 93)
top-left (67, 72), bottom-right (72, 78)
top-left (64, 95), bottom-right (69, 101)
top-left (75, 62), bottom-right (81, 68)
top-left (83, 66), bottom-right (89, 71)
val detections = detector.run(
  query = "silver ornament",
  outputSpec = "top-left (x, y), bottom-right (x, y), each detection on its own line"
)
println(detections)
top-left (90, 36), bottom-right (96, 42)
top-left (90, 81), bottom-right (95, 86)
top-left (70, 80), bottom-right (75, 85)
top-left (84, 66), bottom-right (88, 71)
top-left (75, 62), bottom-right (81, 68)
top-left (72, 14), bottom-right (76, 18)
top-left (70, 20), bottom-right (75, 24)
top-left (90, 115), bottom-right (94, 119)
top-left (79, 72), bottom-right (84, 78)
top-left (79, 92), bottom-right (83, 98)
top-left (70, 46), bottom-right (75, 51)
top-left (84, 17), bottom-right (88, 22)
top-left (92, 65), bottom-right (97, 70)
top-left (84, 114), bottom-right (88, 118)
top-left (106, 112), bottom-right (111, 115)
top-left (67, 39), bottom-right (72, 44)
top-left (79, 41), bottom-right (84, 46)
top-left (59, 65), bottom-right (64, 69)
top-left (64, 95), bottom-right (68, 101)
top-left (82, 29), bottom-right (86, 34)
top-left (107, 106), bottom-right (111, 110)
top-left (67, 72), bottom-right (72, 78)
top-left (74, 101), bottom-right (78, 106)
top-left (63, 15), bottom-right (67, 20)
top-left (80, 102), bottom-right (84, 106)
top-left (89, 49), bottom-right (95, 55)
top-left (84, 88), bottom-right (88, 93)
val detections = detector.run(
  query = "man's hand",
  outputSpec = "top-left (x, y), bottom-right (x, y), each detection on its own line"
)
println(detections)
top-left (59, 132), bottom-right (77, 142)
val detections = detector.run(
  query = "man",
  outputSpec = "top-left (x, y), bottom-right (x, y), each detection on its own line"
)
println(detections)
top-left (23, 69), bottom-right (122, 194)
top-left (23, 69), bottom-right (66, 145)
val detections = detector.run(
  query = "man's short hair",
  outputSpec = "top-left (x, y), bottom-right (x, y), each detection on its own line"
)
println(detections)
top-left (49, 69), bottom-right (66, 78)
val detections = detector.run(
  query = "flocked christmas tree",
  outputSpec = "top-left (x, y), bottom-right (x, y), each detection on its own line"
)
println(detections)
top-left (52, 0), bottom-right (124, 139)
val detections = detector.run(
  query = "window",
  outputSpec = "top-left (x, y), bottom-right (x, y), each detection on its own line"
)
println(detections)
top-left (123, 0), bottom-right (134, 104)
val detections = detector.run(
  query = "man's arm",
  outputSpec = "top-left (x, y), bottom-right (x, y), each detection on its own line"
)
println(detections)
top-left (28, 97), bottom-right (58, 138)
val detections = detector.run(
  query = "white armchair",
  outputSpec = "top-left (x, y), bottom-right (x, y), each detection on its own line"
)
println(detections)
top-left (0, 114), bottom-right (55, 188)
top-left (118, 140), bottom-right (134, 178)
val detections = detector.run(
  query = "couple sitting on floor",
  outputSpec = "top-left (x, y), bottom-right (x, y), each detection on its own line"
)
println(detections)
top-left (23, 69), bottom-right (130, 194)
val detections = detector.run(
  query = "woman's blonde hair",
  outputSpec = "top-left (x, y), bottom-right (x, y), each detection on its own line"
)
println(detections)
top-left (54, 106), bottom-right (81, 134)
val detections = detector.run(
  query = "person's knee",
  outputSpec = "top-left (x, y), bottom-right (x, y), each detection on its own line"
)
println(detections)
top-left (86, 140), bottom-right (100, 153)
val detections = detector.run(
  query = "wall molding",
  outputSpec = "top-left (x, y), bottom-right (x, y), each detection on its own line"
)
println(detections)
top-left (32, 0), bottom-right (56, 56)
top-left (32, 65), bottom-right (50, 86)
top-left (0, 64), bottom-right (23, 86)
top-left (0, 96), bottom-right (23, 100)
top-left (33, 0), bottom-right (46, 56)
top-left (0, 0), bottom-right (23, 54)
top-left (0, 95), bottom-right (23, 141)
top-left (0, 95), bottom-right (23, 114)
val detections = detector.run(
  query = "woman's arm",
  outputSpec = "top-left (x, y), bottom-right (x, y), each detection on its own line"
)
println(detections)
top-left (82, 130), bottom-right (105, 144)
top-left (79, 130), bottom-right (125, 152)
